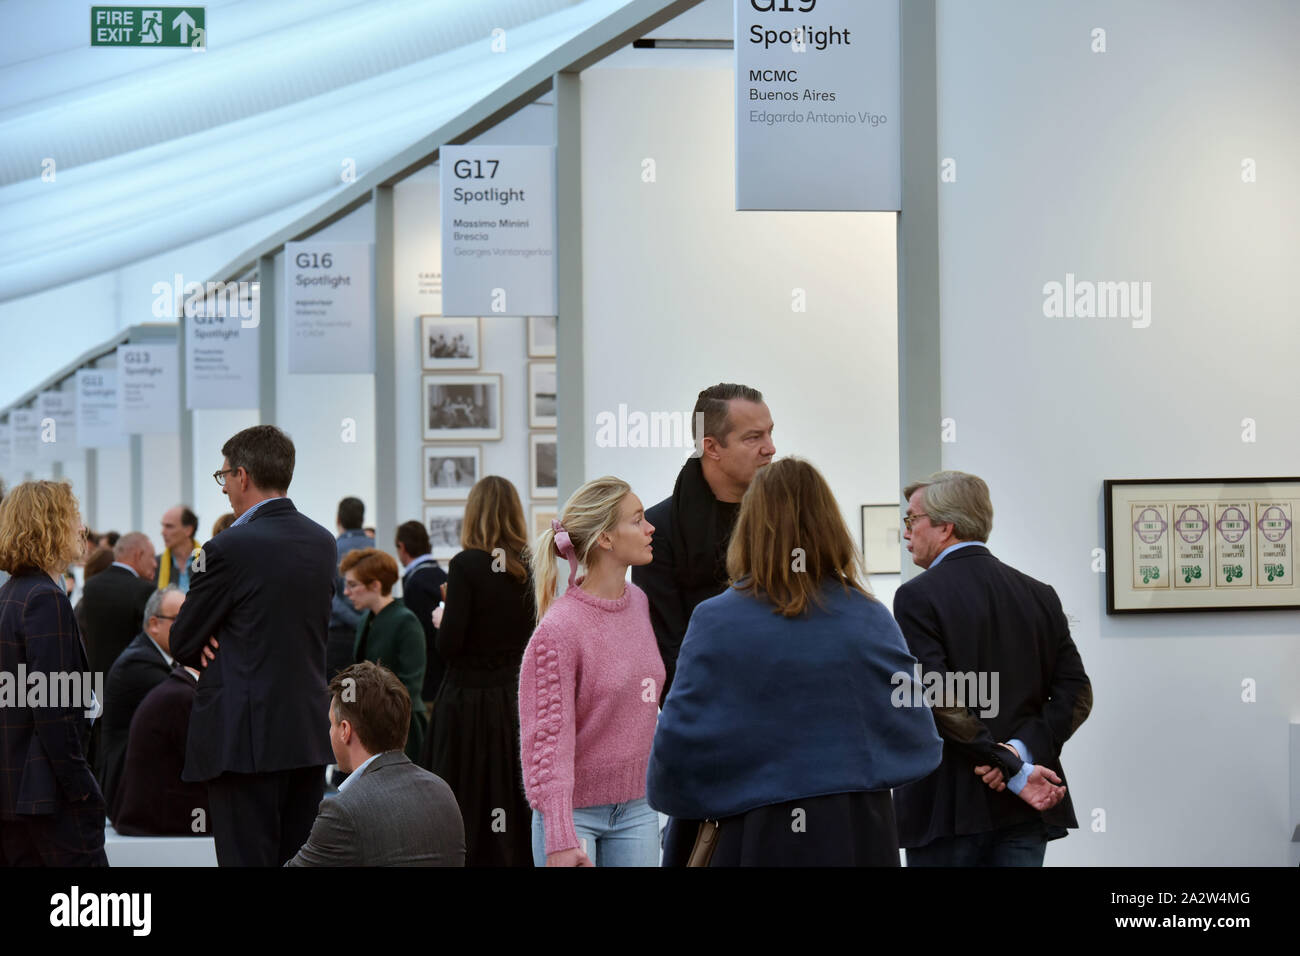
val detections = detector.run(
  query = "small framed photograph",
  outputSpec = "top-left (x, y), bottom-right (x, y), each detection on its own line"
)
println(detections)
top-left (860, 505), bottom-right (902, 574)
top-left (528, 361), bottom-right (557, 429)
top-left (423, 505), bottom-right (464, 562)
top-left (530, 505), bottom-right (558, 548)
top-left (421, 316), bottom-right (480, 370)
top-left (527, 316), bottom-right (556, 358)
top-left (423, 445), bottom-right (480, 501)
top-left (423, 373), bottom-right (502, 441)
top-left (530, 432), bottom-right (557, 499)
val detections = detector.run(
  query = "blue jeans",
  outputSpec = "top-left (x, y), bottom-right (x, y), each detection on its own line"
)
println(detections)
top-left (531, 798), bottom-right (660, 867)
top-left (904, 818), bottom-right (1049, 867)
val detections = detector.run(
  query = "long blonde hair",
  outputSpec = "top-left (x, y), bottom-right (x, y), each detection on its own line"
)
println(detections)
top-left (0, 480), bottom-right (85, 575)
top-left (726, 457), bottom-right (872, 617)
top-left (531, 476), bottom-right (630, 622)
top-left (461, 476), bottom-right (530, 582)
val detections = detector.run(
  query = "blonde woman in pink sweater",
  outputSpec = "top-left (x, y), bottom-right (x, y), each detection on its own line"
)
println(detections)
top-left (521, 476), bottom-right (665, 867)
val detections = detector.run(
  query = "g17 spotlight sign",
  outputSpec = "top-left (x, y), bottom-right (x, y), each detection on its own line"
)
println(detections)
top-left (735, 0), bottom-right (900, 211)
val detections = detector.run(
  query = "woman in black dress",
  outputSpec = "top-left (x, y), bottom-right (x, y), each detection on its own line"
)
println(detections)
top-left (423, 476), bottom-right (535, 866)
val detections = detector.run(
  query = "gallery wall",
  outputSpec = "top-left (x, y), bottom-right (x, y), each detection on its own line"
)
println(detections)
top-left (579, 49), bottom-right (901, 578)
top-left (934, 0), bottom-right (1300, 865)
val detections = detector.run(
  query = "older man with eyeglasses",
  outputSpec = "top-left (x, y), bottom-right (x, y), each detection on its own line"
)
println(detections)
top-left (892, 470), bottom-right (1093, 867)
top-left (171, 424), bottom-right (338, 866)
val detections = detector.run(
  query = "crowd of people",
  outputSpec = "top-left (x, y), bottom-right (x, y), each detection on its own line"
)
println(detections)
top-left (0, 383), bottom-right (1093, 867)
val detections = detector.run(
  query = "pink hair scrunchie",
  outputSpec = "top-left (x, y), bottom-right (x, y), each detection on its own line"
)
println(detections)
top-left (551, 518), bottom-right (579, 587)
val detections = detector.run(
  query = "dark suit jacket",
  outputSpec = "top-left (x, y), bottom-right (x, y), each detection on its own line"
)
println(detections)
top-left (891, 545), bottom-right (1093, 849)
top-left (113, 666), bottom-right (209, 835)
top-left (170, 497), bottom-right (337, 782)
top-left (100, 632), bottom-right (172, 816)
top-left (79, 564), bottom-right (155, 679)
top-left (401, 559), bottom-right (447, 701)
top-left (0, 571), bottom-right (102, 816)
top-left (285, 751), bottom-right (465, 866)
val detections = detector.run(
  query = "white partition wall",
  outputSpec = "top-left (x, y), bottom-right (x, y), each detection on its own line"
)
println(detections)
top-left (580, 50), bottom-right (900, 555)
top-left (934, 0), bottom-right (1300, 865)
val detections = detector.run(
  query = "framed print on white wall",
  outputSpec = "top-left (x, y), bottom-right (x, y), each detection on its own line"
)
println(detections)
top-left (530, 432), bottom-right (557, 499)
top-left (422, 373), bottom-right (502, 441)
top-left (423, 504), bottom-right (465, 562)
top-left (422, 445), bottom-right (481, 501)
top-left (527, 315), bottom-right (556, 358)
top-left (421, 315), bottom-right (481, 370)
top-left (528, 361), bottom-right (556, 429)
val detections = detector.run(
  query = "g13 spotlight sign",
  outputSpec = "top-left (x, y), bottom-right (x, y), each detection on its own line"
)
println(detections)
top-left (735, 0), bottom-right (900, 211)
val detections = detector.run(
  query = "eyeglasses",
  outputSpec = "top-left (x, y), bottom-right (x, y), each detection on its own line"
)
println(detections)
top-left (212, 467), bottom-right (239, 487)
top-left (903, 513), bottom-right (930, 531)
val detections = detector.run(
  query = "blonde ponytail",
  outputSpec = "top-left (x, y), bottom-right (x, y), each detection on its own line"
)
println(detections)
top-left (529, 476), bottom-right (632, 623)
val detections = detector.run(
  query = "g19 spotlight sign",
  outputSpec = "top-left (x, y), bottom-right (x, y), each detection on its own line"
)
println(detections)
top-left (735, 0), bottom-right (900, 211)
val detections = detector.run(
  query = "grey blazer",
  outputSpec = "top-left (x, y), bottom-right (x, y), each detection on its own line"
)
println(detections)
top-left (285, 751), bottom-right (465, 866)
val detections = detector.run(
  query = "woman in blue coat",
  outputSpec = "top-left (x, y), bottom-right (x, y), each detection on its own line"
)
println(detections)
top-left (647, 458), bottom-right (943, 866)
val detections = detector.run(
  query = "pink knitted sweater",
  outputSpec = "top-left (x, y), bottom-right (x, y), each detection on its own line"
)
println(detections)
top-left (519, 581), bottom-right (665, 855)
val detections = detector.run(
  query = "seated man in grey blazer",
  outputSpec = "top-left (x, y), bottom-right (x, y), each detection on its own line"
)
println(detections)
top-left (286, 662), bottom-right (465, 867)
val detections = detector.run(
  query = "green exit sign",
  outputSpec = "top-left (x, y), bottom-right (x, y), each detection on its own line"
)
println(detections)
top-left (91, 7), bottom-right (205, 47)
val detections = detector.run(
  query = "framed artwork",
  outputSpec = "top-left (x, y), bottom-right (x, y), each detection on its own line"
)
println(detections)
top-left (528, 361), bottom-right (557, 429)
top-left (423, 505), bottom-right (464, 562)
top-left (527, 315), bottom-right (556, 358)
top-left (422, 445), bottom-right (480, 501)
top-left (530, 504), bottom-right (558, 548)
top-left (422, 373), bottom-right (502, 441)
top-left (420, 315), bottom-right (480, 370)
top-left (1104, 477), bottom-right (1300, 613)
top-left (860, 505), bottom-right (902, 574)
top-left (530, 432), bottom-right (557, 499)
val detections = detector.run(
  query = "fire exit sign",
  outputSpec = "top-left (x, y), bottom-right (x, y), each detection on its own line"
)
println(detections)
top-left (91, 7), bottom-right (206, 47)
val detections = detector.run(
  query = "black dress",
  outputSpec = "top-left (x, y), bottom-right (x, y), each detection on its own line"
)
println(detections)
top-left (662, 793), bottom-right (901, 867)
top-left (421, 548), bottom-right (534, 867)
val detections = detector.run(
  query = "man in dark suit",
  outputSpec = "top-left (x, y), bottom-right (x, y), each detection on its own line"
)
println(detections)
top-left (632, 384), bottom-right (775, 701)
top-left (328, 497), bottom-right (369, 682)
top-left (79, 531), bottom-right (157, 679)
top-left (101, 586), bottom-right (183, 818)
top-left (170, 424), bottom-right (337, 866)
top-left (286, 662), bottom-right (464, 866)
top-left (892, 471), bottom-right (1093, 866)
top-left (395, 520), bottom-right (447, 713)
top-left (113, 663), bottom-right (209, 836)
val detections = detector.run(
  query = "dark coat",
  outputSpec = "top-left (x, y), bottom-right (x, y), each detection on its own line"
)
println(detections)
top-left (890, 545), bottom-right (1093, 849)
top-left (0, 571), bottom-right (101, 816)
top-left (353, 600), bottom-right (427, 762)
top-left (113, 666), bottom-right (209, 835)
top-left (170, 497), bottom-right (337, 782)
top-left (99, 632), bottom-right (171, 814)
top-left (631, 456), bottom-right (739, 700)
top-left (401, 559), bottom-right (447, 702)
top-left (78, 564), bottom-right (155, 678)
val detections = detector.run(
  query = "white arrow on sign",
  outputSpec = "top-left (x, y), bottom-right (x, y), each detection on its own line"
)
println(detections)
top-left (173, 11), bottom-right (196, 43)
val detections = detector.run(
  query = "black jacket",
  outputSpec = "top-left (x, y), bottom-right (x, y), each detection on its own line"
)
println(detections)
top-left (79, 565), bottom-right (155, 678)
top-left (113, 666), bottom-right (209, 835)
top-left (890, 545), bottom-right (1093, 849)
top-left (0, 572), bottom-right (101, 817)
top-left (171, 497), bottom-right (337, 781)
top-left (100, 632), bottom-right (172, 814)
top-left (631, 456), bottom-right (739, 700)
top-left (402, 558), bottom-right (448, 701)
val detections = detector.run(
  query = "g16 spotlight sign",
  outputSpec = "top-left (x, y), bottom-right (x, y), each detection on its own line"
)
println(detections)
top-left (735, 0), bottom-right (900, 211)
